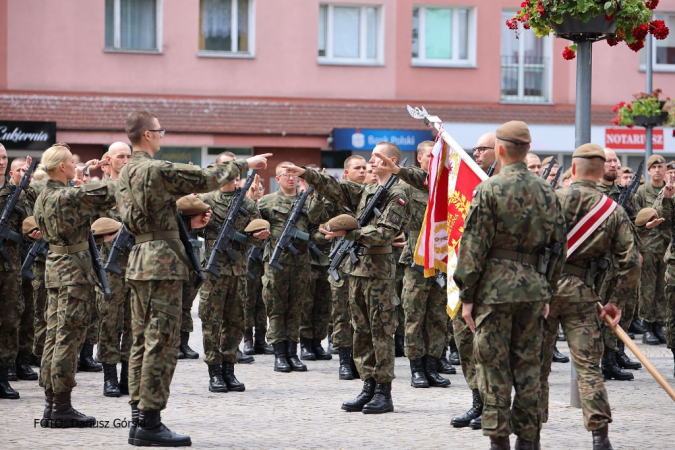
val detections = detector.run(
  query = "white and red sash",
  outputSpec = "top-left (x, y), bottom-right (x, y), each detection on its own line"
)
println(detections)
top-left (566, 195), bottom-right (617, 257)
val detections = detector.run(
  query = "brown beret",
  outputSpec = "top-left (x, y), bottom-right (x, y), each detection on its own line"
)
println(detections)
top-left (325, 214), bottom-right (359, 232)
top-left (561, 168), bottom-right (572, 180)
top-left (244, 219), bottom-right (270, 233)
top-left (540, 156), bottom-right (558, 167)
top-left (647, 155), bottom-right (666, 170)
top-left (176, 195), bottom-right (210, 216)
top-left (572, 143), bottom-right (606, 161)
top-left (91, 217), bottom-right (122, 236)
top-left (667, 161), bottom-right (675, 171)
top-left (22, 216), bottom-right (38, 235)
top-left (621, 167), bottom-right (633, 174)
top-left (496, 121), bottom-right (531, 145)
top-left (635, 208), bottom-right (658, 227)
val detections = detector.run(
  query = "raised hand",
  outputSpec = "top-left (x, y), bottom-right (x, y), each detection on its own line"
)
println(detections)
top-left (372, 152), bottom-right (400, 174)
top-left (279, 163), bottom-right (306, 177)
top-left (247, 153), bottom-right (273, 170)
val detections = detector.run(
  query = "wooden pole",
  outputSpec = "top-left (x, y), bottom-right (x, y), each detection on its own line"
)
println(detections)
top-left (596, 302), bottom-right (675, 401)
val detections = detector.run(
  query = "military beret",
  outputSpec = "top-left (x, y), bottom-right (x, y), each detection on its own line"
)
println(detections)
top-left (325, 214), bottom-right (359, 232)
top-left (176, 195), bottom-right (210, 216)
top-left (647, 155), bottom-right (666, 170)
top-left (22, 216), bottom-right (38, 235)
top-left (635, 208), bottom-right (657, 227)
top-left (561, 168), bottom-right (573, 180)
top-left (621, 167), bottom-right (633, 174)
top-left (244, 219), bottom-right (270, 233)
top-left (540, 156), bottom-right (558, 167)
top-left (572, 143), bottom-right (606, 161)
top-left (496, 121), bottom-right (531, 145)
top-left (91, 217), bottom-right (122, 236)
top-left (667, 161), bottom-right (675, 171)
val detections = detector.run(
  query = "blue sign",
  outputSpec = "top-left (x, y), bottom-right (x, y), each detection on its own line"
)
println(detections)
top-left (332, 128), bottom-right (433, 151)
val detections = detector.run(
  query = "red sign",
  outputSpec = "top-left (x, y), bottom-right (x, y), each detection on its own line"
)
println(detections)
top-left (605, 128), bottom-right (664, 150)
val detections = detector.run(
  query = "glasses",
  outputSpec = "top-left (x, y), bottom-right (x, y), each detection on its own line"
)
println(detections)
top-left (278, 173), bottom-right (296, 179)
top-left (148, 129), bottom-right (166, 138)
top-left (472, 146), bottom-right (494, 154)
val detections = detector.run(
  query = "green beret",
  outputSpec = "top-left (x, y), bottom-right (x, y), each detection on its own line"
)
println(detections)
top-left (666, 161), bottom-right (675, 171)
top-left (621, 167), bottom-right (633, 174)
top-left (496, 121), bottom-right (531, 145)
top-left (635, 208), bottom-right (657, 227)
top-left (22, 216), bottom-right (38, 235)
top-left (572, 143), bottom-right (606, 161)
top-left (91, 217), bottom-right (122, 236)
top-left (244, 219), bottom-right (270, 233)
top-left (176, 195), bottom-right (210, 216)
top-left (325, 214), bottom-right (359, 232)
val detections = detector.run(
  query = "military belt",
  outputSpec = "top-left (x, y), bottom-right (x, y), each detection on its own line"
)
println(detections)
top-left (357, 245), bottom-right (392, 256)
top-left (49, 242), bottom-right (88, 255)
top-left (135, 231), bottom-right (180, 244)
top-left (563, 263), bottom-right (596, 279)
top-left (487, 248), bottom-right (539, 265)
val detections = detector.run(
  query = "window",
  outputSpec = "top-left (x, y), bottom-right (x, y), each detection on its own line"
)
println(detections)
top-left (640, 13), bottom-right (675, 71)
top-left (199, 0), bottom-right (255, 57)
top-left (500, 10), bottom-right (552, 103)
top-left (318, 4), bottom-right (383, 65)
top-left (105, 0), bottom-right (162, 52)
top-left (412, 6), bottom-right (475, 67)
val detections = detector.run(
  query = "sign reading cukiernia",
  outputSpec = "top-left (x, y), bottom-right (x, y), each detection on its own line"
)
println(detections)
top-left (0, 121), bottom-right (56, 150)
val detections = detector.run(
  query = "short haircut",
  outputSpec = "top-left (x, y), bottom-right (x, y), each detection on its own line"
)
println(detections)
top-left (344, 155), bottom-right (366, 170)
top-left (10, 157), bottom-right (26, 170)
top-left (276, 161), bottom-right (293, 175)
top-left (108, 141), bottom-right (131, 157)
top-left (417, 140), bottom-right (434, 156)
top-left (125, 110), bottom-right (157, 145)
top-left (376, 142), bottom-right (402, 163)
top-left (574, 158), bottom-right (605, 177)
top-left (497, 138), bottom-right (529, 160)
top-left (216, 151), bottom-right (236, 163)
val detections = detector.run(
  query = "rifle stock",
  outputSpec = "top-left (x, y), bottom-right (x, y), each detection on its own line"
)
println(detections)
top-left (21, 238), bottom-right (48, 280)
top-left (268, 188), bottom-right (313, 271)
top-left (178, 213), bottom-right (207, 289)
top-left (104, 225), bottom-right (134, 275)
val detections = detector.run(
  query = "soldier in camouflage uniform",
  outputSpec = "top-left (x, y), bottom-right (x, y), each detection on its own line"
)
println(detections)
top-left (539, 144), bottom-right (639, 450)
top-left (282, 142), bottom-right (410, 414)
top-left (117, 110), bottom-right (269, 446)
top-left (455, 122), bottom-right (567, 449)
top-left (661, 195), bottom-right (675, 377)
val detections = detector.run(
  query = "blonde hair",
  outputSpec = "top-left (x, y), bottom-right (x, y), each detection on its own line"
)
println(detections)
top-left (40, 144), bottom-right (72, 174)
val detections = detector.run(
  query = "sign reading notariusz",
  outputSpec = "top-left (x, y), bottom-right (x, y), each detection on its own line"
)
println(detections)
top-left (332, 128), bottom-right (433, 151)
top-left (0, 121), bottom-right (57, 150)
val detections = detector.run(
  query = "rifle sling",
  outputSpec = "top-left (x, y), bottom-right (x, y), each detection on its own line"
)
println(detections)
top-left (49, 242), bottom-right (89, 254)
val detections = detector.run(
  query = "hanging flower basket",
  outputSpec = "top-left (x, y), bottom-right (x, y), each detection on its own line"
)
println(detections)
top-left (613, 90), bottom-right (675, 129)
top-left (551, 13), bottom-right (617, 40)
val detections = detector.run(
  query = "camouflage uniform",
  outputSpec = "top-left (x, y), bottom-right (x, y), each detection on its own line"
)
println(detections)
top-left (540, 179), bottom-right (639, 431)
top-left (454, 161), bottom-right (567, 442)
top-left (244, 249), bottom-right (267, 331)
top-left (196, 189), bottom-right (263, 365)
top-left (33, 179), bottom-right (116, 394)
top-left (258, 190), bottom-right (313, 345)
top-left (393, 246), bottom-right (406, 341)
top-left (18, 252), bottom-right (35, 356)
top-left (32, 260), bottom-right (48, 356)
top-left (300, 170), bottom-right (410, 383)
top-left (117, 151), bottom-right (245, 411)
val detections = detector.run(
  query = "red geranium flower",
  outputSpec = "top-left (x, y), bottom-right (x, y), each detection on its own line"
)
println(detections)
top-left (646, 0), bottom-right (659, 10)
top-left (628, 40), bottom-right (645, 52)
top-left (605, 14), bottom-right (614, 21)
top-left (633, 24), bottom-right (649, 42)
top-left (650, 20), bottom-right (670, 40)
top-left (607, 38), bottom-right (619, 47)
top-left (562, 46), bottom-right (576, 61)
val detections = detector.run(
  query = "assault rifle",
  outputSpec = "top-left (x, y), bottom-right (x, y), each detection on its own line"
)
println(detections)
top-left (178, 212), bottom-right (207, 289)
top-left (541, 155), bottom-right (557, 180)
top-left (0, 159), bottom-right (37, 261)
top-left (617, 160), bottom-right (643, 213)
top-left (268, 188), bottom-right (313, 271)
top-left (246, 243), bottom-right (265, 280)
top-left (21, 238), bottom-right (48, 280)
top-left (550, 165), bottom-right (563, 188)
top-left (104, 225), bottom-right (135, 276)
top-left (486, 159), bottom-right (498, 177)
top-left (327, 158), bottom-right (408, 282)
top-left (89, 231), bottom-right (111, 301)
top-left (205, 169), bottom-right (257, 277)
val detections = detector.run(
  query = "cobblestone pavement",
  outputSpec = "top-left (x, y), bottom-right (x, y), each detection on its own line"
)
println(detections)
top-left (3, 301), bottom-right (675, 449)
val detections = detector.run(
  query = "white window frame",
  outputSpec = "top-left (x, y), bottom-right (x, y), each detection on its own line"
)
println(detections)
top-left (198, 0), bottom-right (256, 59)
top-left (639, 12), bottom-right (675, 73)
top-left (318, 4), bottom-right (385, 66)
top-left (105, 0), bottom-right (163, 54)
top-left (411, 5), bottom-right (477, 68)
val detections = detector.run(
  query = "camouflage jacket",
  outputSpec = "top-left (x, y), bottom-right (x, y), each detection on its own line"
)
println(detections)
top-left (634, 182), bottom-right (671, 253)
top-left (305, 194), bottom-right (332, 267)
top-left (301, 169), bottom-right (410, 280)
top-left (396, 166), bottom-right (429, 266)
top-left (556, 179), bottom-right (639, 305)
top-left (117, 151), bottom-right (247, 281)
top-left (653, 195), bottom-right (675, 264)
top-left (196, 189), bottom-right (263, 277)
top-left (33, 179), bottom-right (116, 288)
top-left (0, 177), bottom-right (27, 271)
top-left (453, 161), bottom-right (567, 305)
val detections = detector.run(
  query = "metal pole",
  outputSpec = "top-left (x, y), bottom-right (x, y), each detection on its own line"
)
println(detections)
top-left (645, 33), bottom-right (654, 176)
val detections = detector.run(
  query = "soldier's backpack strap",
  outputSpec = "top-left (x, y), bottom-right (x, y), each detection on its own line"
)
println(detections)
top-left (567, 194), bottom-right (617, 257)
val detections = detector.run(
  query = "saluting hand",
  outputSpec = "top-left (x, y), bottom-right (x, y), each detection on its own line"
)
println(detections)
top-left (20, 156), bottom-right (32, 174)
top-left (247, 153), bottom-right (273, 170)
top-left (73, 167), bottom-right (85, 186)
top-left (279, 163), bottom-right (306, 177)
top-left (663, 180), bottom-right (675, 199)
top-left (372, 152), bottom-right (400, 174)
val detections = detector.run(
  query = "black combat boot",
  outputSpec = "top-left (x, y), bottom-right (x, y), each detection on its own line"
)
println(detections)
top-left (312, 338), bottom-right (332, 360)
top-left (179, 332), bottom-right (199, 359)
top-left (362, 381), bottom-right (394, 414)
top-left (409, 358), bottom-right (429, 388)
top-left (0, 366), bottom-right (20, 399)
top-left (222, 361), bottom-right (245, 392)
top-left (243, 328), bottom-right (255, 356)
top-left (237, 349), bottom-right (255, 364)
top-left (451, 388), bottom-right (483, 427)
top-left (341, 377), bottom-right (376, 412)
top-left (7, 364), bottom-right (18, 381)
top-left (394, 335), bottom-right (405, 357)
top-left (327, 333), bottom-right (338, 355)
top-left (16, 352), bottom-right (38, 380)
top-left (628, 316), bottom-right (646, 335)
top-left (207, 364), bottom-right (228, 393)
top-left (616, 341), bottom-right (641, 370)
top-left (424, 355), bottom-right (451, 387)
top-left (350, 348), bottom-right (359, 378)
top-left (128, 402), bottom-right (139, 445)
top-left (41, 389), bottom-right (53, 428)
top-left (469, 415), bottom-right (482, 430)
top-left (514, 437), bottom-right (539, 450)
top-left (273, 342), bottom-right (291, 373)
top-left (552, 345), bottom-right (570, 363)
top-left (489, 436), bottom-right (510, 450)
top-left (601, 349), bottom-right (634, 381)
top-left (102, 364), bottom-right (121, 397)
top-left (30, 354), bottom-right (41, 367)
top-left (300, 338), bottom-right (316, 361)
top-left (642, 322), bottom-right (660, 345)
top-left (51, 391), bottom-right (95, 428)
top-left (337, 347), bottom-right (354, 380)
top-left (133, 410), bottom-right (191, 447)
top-left (286, 341), bottom-right (307, 371)
top-left (437, 349), bottom-right (456, 374)
top-left (119, 360), bottom-right (129, 395)
top-left (177, 344), bottom-right (185, 359)
top-left (591, 424), bottom-right (613, 450)
top-left (448, 341), bottom-right (461, 365)
top-left (79, 342), bottom-right (102, 372)
top-left (253, 327), bottom-right (274, 355)
top-left (654, 322), bottom-right (667, 344)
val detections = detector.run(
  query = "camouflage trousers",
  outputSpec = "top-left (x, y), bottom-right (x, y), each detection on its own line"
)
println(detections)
top-left (180, 282), bottom-right (199, 333)
top-left (602, 287), bottom-right (638, 353)
top-left (329, 270), bottom-right (352, 349)
top-left (19, 276), bottom-right (35, 355)
top-left (394, 262), bottom-right (406, 337)
top-left (32, 262), bottom-right (48, 356)
top-left (401, 267), bottom-right (446, 359)
top-left (300, 265), bottom-right (332, 340)
top-left (41, 284), bottom-right (95, 393)
top-left (127, 279), bottom-right (182, 412)
top-left (540, 300), bottom-right (611, 431)
top-left (474, 301), bottom-right (545, 442)
top-left (199, 272), bottom-right (245, 365)
top-left (663, 265), bottom-right (675, 349)
top-left (83, 299), bottom-right (99, 346)
top-left (245, 260), bottom-right (267, 331)
top-left (0, 269), bottom-right (24, 367)
top-left (639, 251), bottom-right (667, 323)
top-left (453, 314), bottom-right (477, 390)
top-left (262, 262), bottom-right (310, 344)
top-left (97, 269), bottom-right (132, 364)
top-left (446, 315), bottom-right (454, 347)
top-left (350, 275), bottom-right (400, 383)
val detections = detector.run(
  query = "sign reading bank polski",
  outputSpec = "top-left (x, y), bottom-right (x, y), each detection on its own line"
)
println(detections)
top-left (333, 128), bottom-right (432, 151)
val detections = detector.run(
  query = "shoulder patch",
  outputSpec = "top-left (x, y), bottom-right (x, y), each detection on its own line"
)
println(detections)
top-left (397, 198), bottom-right (406, 206)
